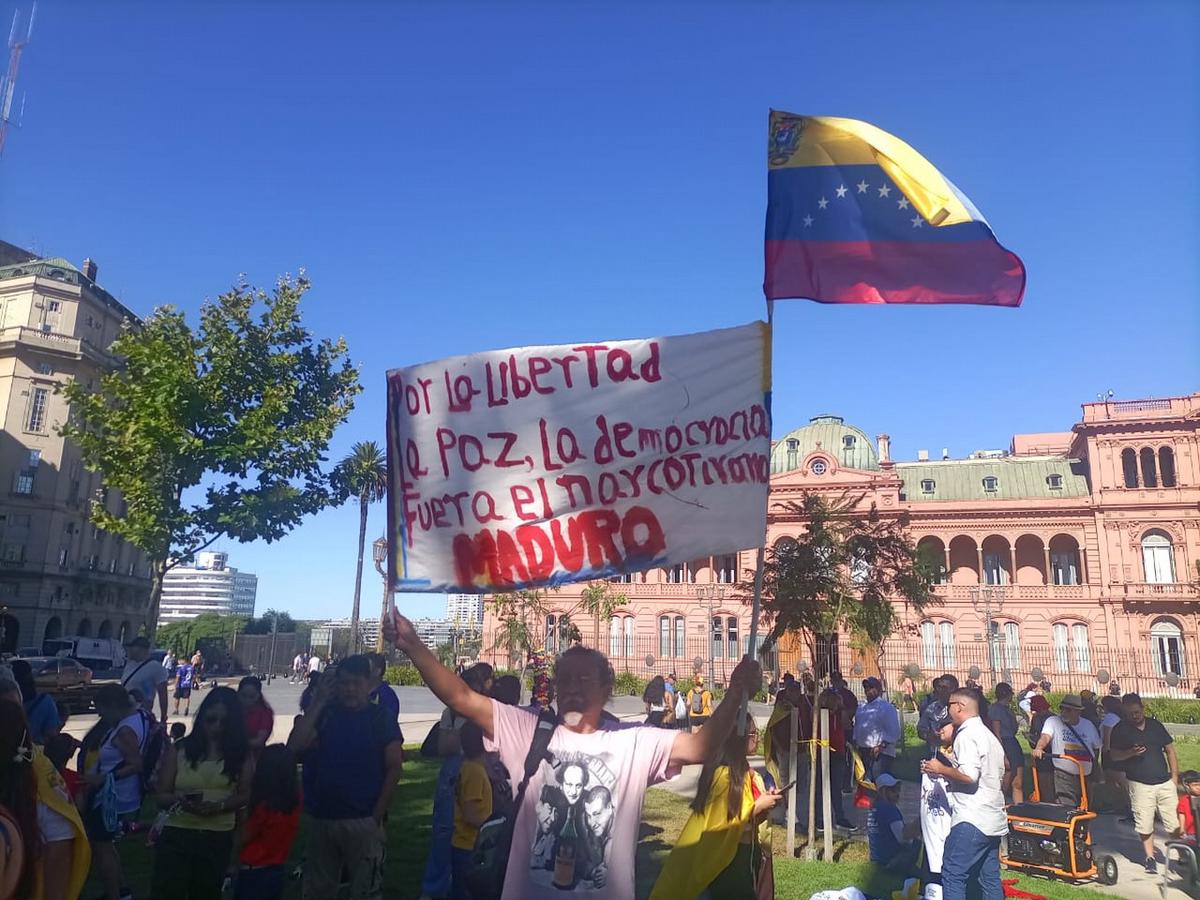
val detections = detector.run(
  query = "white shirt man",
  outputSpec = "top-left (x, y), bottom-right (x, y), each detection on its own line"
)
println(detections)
top-left (853, 677), bottom-right (901, 777)
top-left (308, 653), bottom-right (322, 674)
top-left (921, 690), bottom-right (1007, 900)
top-left (1033, 695), bottom-right (1101, 807)
top-left (121, 636), bottom-right (168, 722)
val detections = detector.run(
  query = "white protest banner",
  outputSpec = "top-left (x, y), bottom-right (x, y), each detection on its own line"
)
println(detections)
top-left (385, 322), bottom-right (771, 593)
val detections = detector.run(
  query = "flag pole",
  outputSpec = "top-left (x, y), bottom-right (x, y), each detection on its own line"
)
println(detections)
top-left (737, 299), bottom-right (773, 736)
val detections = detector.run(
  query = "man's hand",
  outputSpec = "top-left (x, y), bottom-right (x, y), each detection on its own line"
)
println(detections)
top-left (1132, 744), bottom-right (1147, 756)
top-left (728, 655), bottom-right (763, 695)
top-left (921, 758), bottom-right (949, 778)
top-left (382, 608), bottom-right (420, 652)
top-left (1031, 747), bottom-right (1044, 760)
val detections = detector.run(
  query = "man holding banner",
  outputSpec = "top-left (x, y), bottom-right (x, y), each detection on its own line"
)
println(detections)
top-left (384, 609), bottom-right (768, 900)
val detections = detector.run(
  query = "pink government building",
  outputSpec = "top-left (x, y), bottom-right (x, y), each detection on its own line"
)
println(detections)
top-left (480, 393), bottom-right (1200, 695)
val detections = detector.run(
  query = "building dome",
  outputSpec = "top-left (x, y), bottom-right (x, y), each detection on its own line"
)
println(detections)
top-left (771, 415), bottom-right (880, 474)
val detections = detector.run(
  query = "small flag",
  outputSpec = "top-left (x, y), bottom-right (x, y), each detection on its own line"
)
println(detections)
top-left (764, 112), bottom-right (1025, 306)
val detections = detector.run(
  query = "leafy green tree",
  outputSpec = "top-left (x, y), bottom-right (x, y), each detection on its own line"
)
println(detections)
top-left (60, 274), bottom-right (360, 636)
top-left (156, 613), bottom-right (246, 658)
top-left (332, 441), bottom-right (387, 655)
top-left (578, 581), bottom-right (630, 650)
top-left (758, 491), bottom-right (937, 855)
top-left (243, 609), bottom-right (297, 634)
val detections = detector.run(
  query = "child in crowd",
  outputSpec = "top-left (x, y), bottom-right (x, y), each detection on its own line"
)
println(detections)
top-left (234, 744), bottom-right (302, 900)
top-left (451, 722), bottom-right (493, 900)
top-left (868, 774), bottom-right (921, 875)
top-left (169, 722), bottom-right (187, 744)
top-left (1178, 770), bottom-right (1200, 845)
top-left (920, 710), bottom-right (956, 883)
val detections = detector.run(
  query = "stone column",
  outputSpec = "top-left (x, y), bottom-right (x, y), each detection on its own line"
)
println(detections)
top-left (1009, 546), bottom-right (1018, 586)
top-left (976, 548), bottom-right (985, 584)
top-left (1044, 546), bottom-right (1053, 586)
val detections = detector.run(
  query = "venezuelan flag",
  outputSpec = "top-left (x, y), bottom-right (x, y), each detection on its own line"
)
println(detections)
top-left (764, 112), bottom-right (1025, 306)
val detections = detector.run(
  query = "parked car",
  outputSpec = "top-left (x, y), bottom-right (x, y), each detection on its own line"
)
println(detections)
top-left (26, 656), bottom-right (93, 690)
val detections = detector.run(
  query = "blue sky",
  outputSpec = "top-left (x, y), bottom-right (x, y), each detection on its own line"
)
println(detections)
top-left (3, 2), bottom-right (1197, 621)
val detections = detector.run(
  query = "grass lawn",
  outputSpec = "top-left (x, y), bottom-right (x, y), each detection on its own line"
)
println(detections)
top-left (88, 747), bottom-right (1119, 899)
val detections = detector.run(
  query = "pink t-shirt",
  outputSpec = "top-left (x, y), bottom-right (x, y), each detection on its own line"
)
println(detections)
top-left (486, 700), bottom-right (679, 900)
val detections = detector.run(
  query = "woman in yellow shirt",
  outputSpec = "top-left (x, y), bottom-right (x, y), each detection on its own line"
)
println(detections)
top-left (651, 714), bottom-right (783, 899)
top-left (451, 722), bottom-right (493, 900)
top-left (152, 687), bottom-right (253, 900)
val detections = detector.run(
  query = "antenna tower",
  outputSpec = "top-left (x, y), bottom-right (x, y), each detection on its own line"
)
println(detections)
top-left (0, 2), bottom-right (36, 156)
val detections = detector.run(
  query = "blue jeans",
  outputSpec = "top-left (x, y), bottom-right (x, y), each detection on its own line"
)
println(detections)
top-left (421, 754), bottom-right (463, 898)
top-left (941, 822), bottom-right (1003, 900)
top-left (234, 865), bottom-right (286, 900)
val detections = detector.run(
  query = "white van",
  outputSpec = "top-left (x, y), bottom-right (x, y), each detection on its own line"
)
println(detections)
top-left (42, 636), bottom-right (127, 673)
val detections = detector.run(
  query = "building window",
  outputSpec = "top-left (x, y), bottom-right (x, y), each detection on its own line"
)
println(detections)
top-left (1047, 474), bottom-right (1063, 490)
top-left (711, 616), bottom-right (722, 661)
top-left (37, 363), bottom-right (53, 375)
top-left (1122, 448), bottom-right (1139, 488)
top-left (982, 476), bottom-right (998, 493)
top-left (920, 479), bottom-right (936, 494)
top-left (1159, 448), bottom-right (1177, 488)
top-left (666, 563), bottom-right (692, 584)
top-left (26, 388), bottom-right (49, 433)
top-left (1051, 550), bottom-right (1079, 585)
top-left (810, 459), bottom-right (828, 476)
top-left (1140, 448), bottom-right (1158, 488)
top-left (786, 438), bottom-right (799, 470)
top-left (0, 542), bottom-right (24, 563)
top-left (658, 617), bottom-right (670, 658)
top-left (47, 300), bottom-right (61, 312)
top-left (921, 620), bottom-right (956, 669)
top-left (58, 547), bottom-right (68, 568)
top-left (674, 616), bottom-right (685, 658)
top-left (726, 617), bottom-right (738, 659)
top-left (1003, 622), bottom-right (1020, 669)
top-left (1141, 531), bottom-right (1175, 583)
top-left (715, 554), bottom-right (738, 584)
top-left (1052, 623), bottom-right (1069, 672)
top-left (1072, 623), bottom-right (1091, 672)
top-left (609, 573), bottom-right (634, 584)
top-left (1150, 619), bottom-right (1185, 677)
top-left (624, 616), bottom-right (633, 658)
top-left (983, 552), bottom-right (1008, 585)
top-left (610, 617), bottom-right (622, 657)
top-left (545, 615), bottom-right (558, 654)
top-left (843, 435), bottom-right (856, 449)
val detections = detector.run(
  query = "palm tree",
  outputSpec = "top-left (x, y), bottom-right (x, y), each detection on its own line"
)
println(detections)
top-left (334, 441), bottom-right (387, 654)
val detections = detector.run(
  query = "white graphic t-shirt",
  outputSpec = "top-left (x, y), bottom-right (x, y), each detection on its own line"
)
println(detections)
top-left (486, 700), bottom-right (679, 900)
top-left (1041, 716), bottom-right (1101, 775)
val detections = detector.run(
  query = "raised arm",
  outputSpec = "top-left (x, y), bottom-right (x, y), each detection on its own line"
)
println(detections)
top-left (384, 610), bottom-right (494, 739)
top-left (669, 656), bottom-right (761, 767)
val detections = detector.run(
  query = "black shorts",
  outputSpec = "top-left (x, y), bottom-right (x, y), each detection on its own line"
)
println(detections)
top-left (174, 687), bottom-right (192, 700)
top-left (83, 803), bottom-right (131, 844)
top-left (1001, 736), bottom-right (1025, 773)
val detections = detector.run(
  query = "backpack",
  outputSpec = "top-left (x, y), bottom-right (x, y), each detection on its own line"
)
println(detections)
top-left (691, 689), bottom-right (705, 715)
top-left (137, 709), bottom-right (167, 794)
top-left (465, 709), bottom-right (557, 900)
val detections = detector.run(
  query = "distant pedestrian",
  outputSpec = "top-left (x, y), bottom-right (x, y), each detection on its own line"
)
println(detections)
top-left (685, 677), bottom-right (713, 732)
top-left (643, 676), bottom-right (668, 727)
top-left (922, 689), bottom-right (1008, 900)
top-left (233, 744), bottom-right (301, 900)
top-left (291, 653), bottom-right (305, 684)
top-left (307, 653), bottom-right (321, 676)
top-left (162, 651), bottom-right (176, 681)
top-left (173, 659), bottom-right (195, 716)
top-left (450, 722), bottom-right (493, 900)
top-left (1178, 770), bottom-right (1200, 845)
top-left (288, 655), bottom-right (404, 900)
top-left (1099, 695), bottom-right (1130, 814)
top-left (989, 682), bottom-right (1024, 803)
top-left (918, 676), bottom-right (953, 758)
top-left (899, 674), bottom-right (916, 712)
top-left (1109, 693), bottom-right (1180, 875)
top-left (122, 635), bottom-right (170, 723)
top-left (1031, 694), bottom-right (1101, 808)
top-left (853, 677), bottom-right (899, 784)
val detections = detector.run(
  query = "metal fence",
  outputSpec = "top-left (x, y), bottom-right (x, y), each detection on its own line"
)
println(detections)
top-left (481, 632), bottom-right (1200, 699)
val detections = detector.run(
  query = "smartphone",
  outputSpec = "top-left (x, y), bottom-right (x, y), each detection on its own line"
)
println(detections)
top-left (776, 779), bottom-right (798, 794)
top-left (935, 751), bottom-right (956, 769)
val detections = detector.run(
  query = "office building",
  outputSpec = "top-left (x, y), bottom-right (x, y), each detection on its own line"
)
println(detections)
top-left (446, 593), bottom-right (483, 626)
top-left (159, 551), bottom-right (258, 626)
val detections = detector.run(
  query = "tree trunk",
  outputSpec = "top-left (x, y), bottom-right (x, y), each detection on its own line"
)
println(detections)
top-left (146, 559), bottom-right (167, 640)
top-left (350, 493), bottom-right (368, 655)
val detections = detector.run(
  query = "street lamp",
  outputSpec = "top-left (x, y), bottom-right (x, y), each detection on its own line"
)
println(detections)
top-left (372, 536), bottom-right (391, 652)
top-left (970, 585), bottom-right (1007, 686)
top-left (695, 585), bottom-right (725, 687)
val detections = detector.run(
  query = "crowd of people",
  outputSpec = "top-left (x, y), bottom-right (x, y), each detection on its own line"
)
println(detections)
top-left (2, 620), bottom-right (1198, 900)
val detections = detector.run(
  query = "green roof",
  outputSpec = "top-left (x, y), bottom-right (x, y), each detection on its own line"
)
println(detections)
top-left (772, 415), bottom-right (880, 473)
top-left (895, 456), bottom-right (1089, 501)
top-left (0, 256), bottom-right (139, 322)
